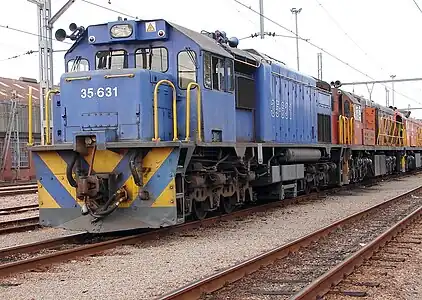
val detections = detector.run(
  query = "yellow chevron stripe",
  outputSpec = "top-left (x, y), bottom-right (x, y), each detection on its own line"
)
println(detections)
top-left (83, 148), bottom-right (122, 173)
top-left (37, 180), bottom-right (60, 208)
top-left (121, 148), bottom-right (174, 208)
top-left (38, 148), bottom-right (175, 209)
top-left (38, 152), bottom-right (78, 203)
top-left (142, 148), bottom-right (172, 185)
top-left (152, 178), bottom-right (176, 207)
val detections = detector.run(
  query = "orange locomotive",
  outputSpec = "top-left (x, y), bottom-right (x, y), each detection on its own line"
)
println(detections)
top-left (331, 87), bottom-right (422, 148)
top-left (327, 82), bottom-right (422, 184)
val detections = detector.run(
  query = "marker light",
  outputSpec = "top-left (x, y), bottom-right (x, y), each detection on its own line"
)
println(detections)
top-left (110, 24), bottom-right (133, 38)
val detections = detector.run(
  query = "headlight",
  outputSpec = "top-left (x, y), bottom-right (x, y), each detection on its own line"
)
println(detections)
top-left (110, 24), bottom-right (133, 38)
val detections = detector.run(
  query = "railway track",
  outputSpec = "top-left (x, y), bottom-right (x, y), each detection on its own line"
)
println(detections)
top-left (156, 186), bottom-right (422, 300)
top-left (0, 192), bottom-right (322, 279)
top-left (0, 216), bottom-right (40, 235)
top-left (0, 204), bottom-right (39, 216)
top-left (0, 172), bottom-right (420, 282)
top-left (323, 211), bottom-right (422, 299)
top-left (0, 184), bottom-right (38, 196)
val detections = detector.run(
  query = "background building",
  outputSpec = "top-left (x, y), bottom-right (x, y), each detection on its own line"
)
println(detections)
top-left (0, 76), bottom-right (41, 182)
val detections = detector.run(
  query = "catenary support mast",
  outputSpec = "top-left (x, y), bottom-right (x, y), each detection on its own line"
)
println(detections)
top-left (27, 0), bottom-right (75, 145)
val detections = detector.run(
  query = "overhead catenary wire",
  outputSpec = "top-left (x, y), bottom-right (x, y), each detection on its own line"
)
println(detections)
top-left (233, 0), bottom-right (422, 106)
top-left (412, 0), bottom-right (422, 14)
top-left (0, 49), bottom-right (68, 63)
top-left (80, 0), bottom-right (139, 19)
top-left (314, 0), bottom-right (386, 73)
top-left (0, 50), bottom-right (36, 62)
top-left (0, 24), bottom-right (73, 45)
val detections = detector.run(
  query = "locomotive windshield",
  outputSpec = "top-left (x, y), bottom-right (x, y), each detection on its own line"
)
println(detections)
top-left (67, 57), bottom-right (89, 72)
top-left (95, 49), bottom-right (128, 70)
top-left (135, 47), bottom-right (168, 72)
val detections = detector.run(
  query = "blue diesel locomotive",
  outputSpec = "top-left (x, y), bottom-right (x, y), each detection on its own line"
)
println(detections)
top-left (31, 18), bottom-right (383, 233)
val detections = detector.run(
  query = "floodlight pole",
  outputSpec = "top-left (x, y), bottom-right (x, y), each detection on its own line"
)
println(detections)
top-left (390, 75), bottom-right (396, 107)
top-left (259, 0), bottom-right (264, 39)
top-left (291, 8), bottom-right (302, 71)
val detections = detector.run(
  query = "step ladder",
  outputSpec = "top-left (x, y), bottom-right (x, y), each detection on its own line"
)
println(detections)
top-left (0, 99), bottom-right (18, 178)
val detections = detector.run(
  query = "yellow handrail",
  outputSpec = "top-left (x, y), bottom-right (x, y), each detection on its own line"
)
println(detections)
top-left (152, 80), bottom-right (178, 142)
top-left (343, 116), bottom-right (348, 144)
top-left (349, 117), bottom-right (354, 144)
top-left (185, 82), bottom-right (202, 142)
top-left (45, 89), bottom-right (59, 145)
top-left (27, 87), bottom-right (33, 146)
top-left (65, 76), bottom-right (91, 82)
top-left (338, 115), bottom-right (354, 145)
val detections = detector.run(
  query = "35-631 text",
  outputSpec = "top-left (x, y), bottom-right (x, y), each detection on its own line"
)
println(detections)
top-left (80, 87), bottom-right (118, 99)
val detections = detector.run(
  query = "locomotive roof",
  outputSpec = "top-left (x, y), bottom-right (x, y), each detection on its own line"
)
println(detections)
top-left (170, 22), bottom-right (264, 66)
top-left (169, 22), bottom-right (233, 59)
top-left (68, 19), bottom-right (315, 80)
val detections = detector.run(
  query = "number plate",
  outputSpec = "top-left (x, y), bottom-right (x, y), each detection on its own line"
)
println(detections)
top-left (80, 87), bottom-right (118, 99)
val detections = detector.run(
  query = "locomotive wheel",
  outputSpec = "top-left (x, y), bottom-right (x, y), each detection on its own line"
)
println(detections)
top-left (193, 200), bottom-right (208, 220)
top-left (220, 195), bottom-right (235, 214)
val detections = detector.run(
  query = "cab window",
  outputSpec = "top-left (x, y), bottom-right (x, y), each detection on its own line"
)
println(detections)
top-left (96, 50), bottom-right (128, 70)
top-left (135, 47), bottom-right (168, 72)
top-left (212, 56), bottom-right (225, 91)
top-left (343, 100), bottom-right (351, 117)
top-left (177, 50), bottom-right (197, 89)
top-left (226, 59), bottom-right (234, 92)
top-left (203, 52), bottom-right (234, 92)
top-left (67, 58), bottom-right (89, 72)
top-left (354, 104), bottom-right (362, 122)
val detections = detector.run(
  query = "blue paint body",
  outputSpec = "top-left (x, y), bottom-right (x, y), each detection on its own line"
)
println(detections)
top-left (53, 18), bottom-right (331, 146)
top-left (317, 90), bottom-right (332, 116)
top-left (58, 69), bottom-right (173, 142)
top-left (254, 62), bottom-right (321, 143)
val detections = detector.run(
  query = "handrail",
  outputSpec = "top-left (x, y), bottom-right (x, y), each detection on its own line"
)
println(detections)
top-left (152, 79), bottom-right (178, 142)
top-left (45, 89), bottom-right (59, 145)
top-left (65, 76), bottom-right (91, 82)
top-left (27, 87), bottom-right (33, 146)
top-left (185, 82), bottom-right (202, 142)
top-left (338, 115), bottom-right (354, 145)
top-left (104, 74), bottom-right (135, 79)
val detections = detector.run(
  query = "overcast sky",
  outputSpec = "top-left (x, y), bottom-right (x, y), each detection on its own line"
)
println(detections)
top-left (1, 0), bottom-right (422, 117)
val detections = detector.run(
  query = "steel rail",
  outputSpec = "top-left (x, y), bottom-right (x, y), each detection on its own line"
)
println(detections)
top-left (0, 193), bottom-right (323, 278)
top-left (0, 182), bottom-right (36, 188)
top-left (0, 184), bottom-right (38, 196)
top-left (0, 172), bottom-right (420, 279)
top-left (0, 232), bottom-right (88, 259)
top-left (0, 216), bottom-right (40, 235)
top-left (0, 204), bottom-right (39, 215)
top-left (292, 205), bottom-right (422, 299)
top-left (0, 184), bottom-right (38, 190)
top-left (156, 186), bottom-right (422, 300)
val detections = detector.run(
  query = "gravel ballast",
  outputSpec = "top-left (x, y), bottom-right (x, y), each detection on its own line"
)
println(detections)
top-left (1, 227), bottom-right (75, 249)
top-left (0, 210), bottom-right (39, 223)
top-left (325, 209), bottom-right (422, 300)
top-left (0, 193), bottom-right (38, 209)
top-left (1, 175), bottom-right (422, 300)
